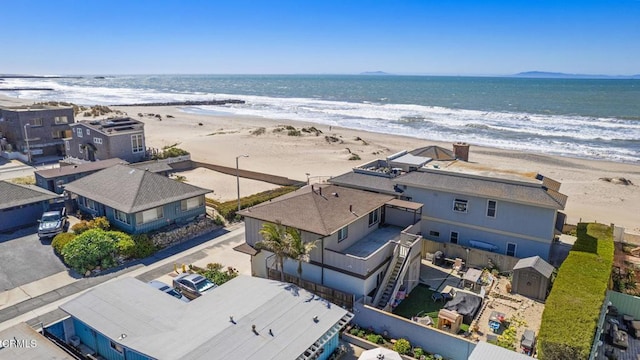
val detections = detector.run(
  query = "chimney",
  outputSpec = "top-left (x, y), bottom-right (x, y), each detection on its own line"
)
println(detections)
top-left (453, 142), bottom-right (470, 162)
top-left (319, 187), bottom-right (322, 195)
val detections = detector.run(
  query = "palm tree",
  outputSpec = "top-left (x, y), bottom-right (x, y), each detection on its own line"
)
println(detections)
top-left (287, 228), bottom-right (318, 285)
top-left (257, 221), bottom-right (289, 281)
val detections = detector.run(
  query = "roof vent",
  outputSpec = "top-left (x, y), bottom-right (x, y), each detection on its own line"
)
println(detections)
top-left (332, 192), bottom-right (339, 197)
top-left (313, 315), bottom-right (319, 323)
top-left (229, 316), bottom-right (235, 324)
top-left (251, 324), bottom-right (259, 335)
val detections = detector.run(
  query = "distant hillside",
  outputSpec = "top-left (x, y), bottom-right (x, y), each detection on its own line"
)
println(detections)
top-left (360, 71), bottom-right (391, 75)
top-left (513, 71), bottom-right (640, 79)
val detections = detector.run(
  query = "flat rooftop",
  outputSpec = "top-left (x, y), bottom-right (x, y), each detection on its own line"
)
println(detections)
top-left (72, 117), bottom-right (143, 134)
top-left (342, 225), bottom-right (403, 258)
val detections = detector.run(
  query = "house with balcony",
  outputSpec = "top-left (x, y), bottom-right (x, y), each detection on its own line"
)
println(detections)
top-left (238, 184), bottom-right (424, 310)
top-left (63, 164), bottom-right (210, 234)
top-left (0, 105), bottom-right (74, 161)
top-left (65, 117), bottom-right (146, 163)
top-left (44, 276), bottom-right (353, 360)
top-left (330, 145), bottom-right (567, 263)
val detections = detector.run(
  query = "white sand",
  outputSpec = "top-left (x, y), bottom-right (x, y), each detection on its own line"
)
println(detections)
top-left (3, 95), bottom-right (639, 232)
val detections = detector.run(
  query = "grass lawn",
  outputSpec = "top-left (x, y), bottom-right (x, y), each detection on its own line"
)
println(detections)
top-left (393, 284), bottom-right (444, 321)
top-left (393, 284), bottom-right (472, 335)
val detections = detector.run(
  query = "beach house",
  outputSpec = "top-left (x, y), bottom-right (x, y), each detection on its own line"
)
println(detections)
top-left (65, 117), bottom-right (146, 163)
top-left (0, 105), bottom-right (74, 162)
top-left (34, 158), bottom-right (128, 194)
top-left (44, 276), bottom-right (353, 360)
top-left (238, 184), bottom-right (424, 310)
top-left (330, 145), bottom-right (567, 263)
top-left (63, 164), bottom-right (210, 234)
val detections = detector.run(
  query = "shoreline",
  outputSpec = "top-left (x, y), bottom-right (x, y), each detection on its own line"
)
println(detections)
top-left (2, 94), bottom-right (639, 232)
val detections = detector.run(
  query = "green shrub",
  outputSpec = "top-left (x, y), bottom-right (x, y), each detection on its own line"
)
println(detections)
top-left (213, 215), bottom-right (225, 226)
top-left (393, 338), bottom-right (411, 355)
top-left (348, 154), bottom-right (361, 161)
top-left (366, 334), bottom-right (383, 344)
top-left (349, 328), bottom-right (360, 336)
top-left (413, 348), bottom-right (424, 358)
top-left (71, 216), bottom-right (110, 234)
top-left (196, 262), bottom-right (239, 286)
top-left (112, 231), bottom-right (135, 258)
top-left (61, 228), bottom-right (118, 274)
top-left (52, 233), bottom-right (76, 254)
top-left (130, 234), bottom-right (158, 259)
top-left (206, 186), bottom-right (299, 221)
top-left (287, 129), bottom-right (301, 136)
top-left (250, 127), bottom-right (266, 136)
top-left (151, 146), bottom-right (189, 160)
top-left (538, 223), bottom-right (613, 360)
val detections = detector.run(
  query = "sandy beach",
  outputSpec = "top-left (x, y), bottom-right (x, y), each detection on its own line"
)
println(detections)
top-left (2, 95), bottom-right (639, 233)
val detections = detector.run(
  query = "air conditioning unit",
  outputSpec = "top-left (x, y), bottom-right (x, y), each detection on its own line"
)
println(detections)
top-left (68, 335), bottom-right (80, 347)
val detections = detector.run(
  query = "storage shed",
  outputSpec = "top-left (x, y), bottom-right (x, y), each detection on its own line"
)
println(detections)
top-left (511, 256), bottom-right (554, 301)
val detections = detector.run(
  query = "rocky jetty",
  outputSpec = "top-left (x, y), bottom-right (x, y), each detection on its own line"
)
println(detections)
top-left (117, 99), bottom-right (245, 106)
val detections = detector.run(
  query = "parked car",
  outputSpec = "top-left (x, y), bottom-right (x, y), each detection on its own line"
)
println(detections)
top-left (521, 329), bottom-right (537, 356)
top-left (148, 280), bottom-right (190, 303)
top-left (37, 207), bottom-right (67, 239)
top-left (172, 274), bottom-right (217, 300)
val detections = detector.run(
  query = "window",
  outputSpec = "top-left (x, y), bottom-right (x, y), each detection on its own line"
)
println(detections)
top-left (429, 230), bottom-right (440, 238)
top-left (78, 144), bottom-right (83, 153)
top-left (453, 199), bottom-right (468, 213)
top-left (52, 130), bottom-right (66, 139)
top-left (337, 226), bottom-right (348, 242)
top-left (65, 140), bottom-right (70, 151)
top-left (110, 341), bottom-right (123, 354)
top-left (487, 200), bottom-right (497, 218)
top-left (76, 127), bottom-right (83, 138)
top-left (506, 243), bottom-right (517, 257)
top-left (181, 196), bottom-right (204, 211)
top-left (131, 134), bottom-right (144, 153)
top-left (450, 231), bottom-right (459, 244)
top-left (114, 210), bottom-right (130, 224)
top-left (85, 198), bottom-right (97, 211)
top-left (136, 206), bottom-right (163, 224)
top-left (93, 137), bottom-right (102, 144)
top-left (31, 118), bottom-right (43, 126)
top-left (54, 116), bottom-right (68, 124)
top-left (86, 129), bottom-right (90, 135)
top-left (368, 208), bottom-right (379, 227)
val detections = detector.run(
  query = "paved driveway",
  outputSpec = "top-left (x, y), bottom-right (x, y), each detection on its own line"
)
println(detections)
top-left (0, 226), bottom-right (68, 292)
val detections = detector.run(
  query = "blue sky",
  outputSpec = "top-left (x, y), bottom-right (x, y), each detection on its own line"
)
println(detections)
top-left (1, 0), bottom-right (638, 75)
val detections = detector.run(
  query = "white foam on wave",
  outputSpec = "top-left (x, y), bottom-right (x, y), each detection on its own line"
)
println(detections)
top-left (2, 77), bottom-right (638, 163)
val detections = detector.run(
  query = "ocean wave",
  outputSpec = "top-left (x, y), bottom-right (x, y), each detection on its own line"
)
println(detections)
top-left (1, 77), bottom-right (638, 163)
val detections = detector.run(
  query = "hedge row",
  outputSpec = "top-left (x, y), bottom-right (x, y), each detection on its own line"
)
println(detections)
top-left (538, 223), bottom-right (614, 360)
top-left (206, 186), bottom-right (299, 221)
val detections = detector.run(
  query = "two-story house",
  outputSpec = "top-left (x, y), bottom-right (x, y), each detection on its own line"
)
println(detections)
top-left (330, 145), bottom-right (567, 263)
top-left (0, 105), bottom-right (74, 161)
top-left (65, 117), bottom-right (146, 163)
top-left (239, 184), bottom-right (424, 310)
top-left (396, 168), bottom-right (566, 261)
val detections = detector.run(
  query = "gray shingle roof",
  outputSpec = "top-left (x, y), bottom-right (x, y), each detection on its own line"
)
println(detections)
top-left (63, 164), bottom-right (210, 213)
top-left (410, 145), bottom-right (455, 161)
top-left (60, 276), bottom-right (352, 360)
top-left (513, 256), bottom-right (555, 278)
top-left (396, 169), bottom-right (567, 209)
top-left (34, 158), bottom-right (128, 179)
top-left (0, 181), bottom-right (59, 210)
top-left (239, 184), bottom-right (395, 236)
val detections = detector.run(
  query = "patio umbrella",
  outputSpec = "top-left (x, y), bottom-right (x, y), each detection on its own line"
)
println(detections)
top-left (358, 347), bottom-right (402, 360)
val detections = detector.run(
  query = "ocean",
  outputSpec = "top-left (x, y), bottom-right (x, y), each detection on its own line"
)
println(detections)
top-left (1, 74), bottom-right (639, 163)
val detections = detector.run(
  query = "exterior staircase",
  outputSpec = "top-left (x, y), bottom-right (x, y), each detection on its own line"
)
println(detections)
top-left (373, 238), bottom-right (413, 310)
